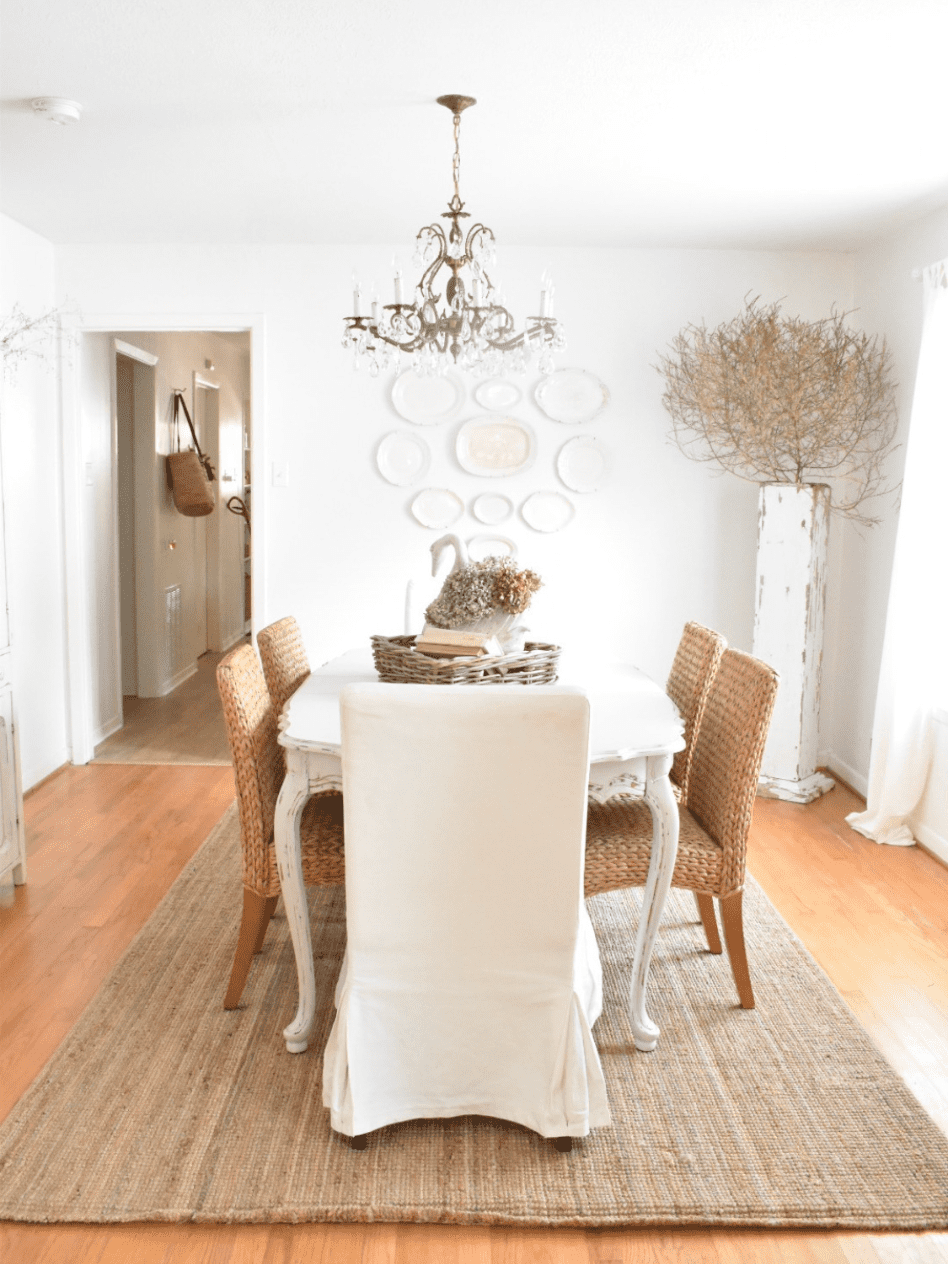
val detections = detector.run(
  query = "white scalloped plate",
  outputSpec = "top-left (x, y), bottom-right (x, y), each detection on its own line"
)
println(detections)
top-left (467, 533), bottom-right (518, 561)
top-left (556, 436), bottom-right (609, 493)
top-left (456, 416), bottom-right (536, 477)
top-left (376, 431), bottom-right (431, 486)
top-left (473, 377), bottom-right (523, 411)
top-left (535, 368), bottom-right (609, 424)
top-left (410, 487), bottom-right (464, 530)
top-left (471, 492), bottom-right (514, 525)
top-left (391, 370), bottom-right (465, 425)
top-left (521, 491), bottom-right (575, 533)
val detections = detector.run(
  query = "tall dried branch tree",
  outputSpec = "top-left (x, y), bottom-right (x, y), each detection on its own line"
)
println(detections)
top-left (656, 298), bottom-right (899, 525)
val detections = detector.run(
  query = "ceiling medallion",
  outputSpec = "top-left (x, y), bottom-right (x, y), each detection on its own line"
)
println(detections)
top-left (342, 95), bottom-right (566, 378)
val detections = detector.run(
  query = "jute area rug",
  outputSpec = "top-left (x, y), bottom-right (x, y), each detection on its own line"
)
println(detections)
top-left (2, 804), bottom-right (947, 1229)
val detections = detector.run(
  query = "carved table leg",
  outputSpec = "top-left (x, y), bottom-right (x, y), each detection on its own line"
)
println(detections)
top-left (630, 753), bottom-right (679, 1052)
top-left (275, 764), bottom-right (315, 1053)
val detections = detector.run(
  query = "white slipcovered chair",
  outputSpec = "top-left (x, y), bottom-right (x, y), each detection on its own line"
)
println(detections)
top-left (323, 682), bottom-right (611, 1150)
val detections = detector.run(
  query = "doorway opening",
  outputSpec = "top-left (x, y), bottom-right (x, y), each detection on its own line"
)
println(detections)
top-left (92, 331), bottom-right (252, 765)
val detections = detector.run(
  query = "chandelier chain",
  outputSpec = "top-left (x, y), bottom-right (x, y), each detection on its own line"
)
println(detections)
top-left (452, 111), bottom-right (462, 203)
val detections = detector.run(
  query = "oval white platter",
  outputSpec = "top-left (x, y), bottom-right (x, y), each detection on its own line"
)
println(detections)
top-left (473, 377), bottom-right (522, 411)
top-left (376, 431), bottom-right (431, 486)
top-left (471, 492), bottom-right (514, 525)
top-left (410, 487), bottom-right (464, 530)
top-left (456, 416), bottom-right (536, 477)
top-left (467, 533), bottom-right (518, 561)
top-left (392, 369), bottom-right (466, 425)
top-left (556, 436), bottom-right (609, 493)
top-left (521, 491), bottom-right (575, 533)
top-left (535, 368), bottom-right (610, 424)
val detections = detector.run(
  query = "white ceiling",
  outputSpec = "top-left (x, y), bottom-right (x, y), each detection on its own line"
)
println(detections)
top-left (2, 0), bottom-right (947, 250)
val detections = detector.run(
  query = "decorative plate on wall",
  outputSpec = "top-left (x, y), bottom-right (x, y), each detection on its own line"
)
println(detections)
top-left (467, 533), bottom-right (518, 561)
top-left (410, 487), bottom-right (464, 530)
top-left (376, 431), bottom-right (431, 486)
top-left (473, 378), bottom-right (523, 411)
top-left (556, 436), bottom-right (609, 493)
top-left (535, 368), bottom-right (610, 424)
top-left (456, 416), bottom-right (536, 477)
top-left (521, 491), bottom-right (576, 533)
top-left (471, 492), bottom-right (514, 525)
top-left (391, 370), bottom-right (465, 425)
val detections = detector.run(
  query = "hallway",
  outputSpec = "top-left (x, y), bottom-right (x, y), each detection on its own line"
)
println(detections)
top-left (93, 647), bottom-right (240, 765)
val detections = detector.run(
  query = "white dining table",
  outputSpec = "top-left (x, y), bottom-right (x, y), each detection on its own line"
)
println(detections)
top-left (275, 648), bottom-right (685, 1056)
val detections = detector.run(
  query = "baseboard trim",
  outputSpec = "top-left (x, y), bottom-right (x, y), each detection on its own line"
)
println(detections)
top-left (914, 822), bottom-right (948, 871)
top-left (93, 713), bottom-right (123, 748)
top-left (822, 752), bottom-right (868, 800)
top-left (157, 662), bottom-right (198, 698)
top-left (23, 751), bottom-right (72, 796)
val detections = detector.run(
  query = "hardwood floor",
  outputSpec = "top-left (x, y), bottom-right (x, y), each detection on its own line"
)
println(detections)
top-left (92, 646), bottom-right (239, 765)
top-left (1, 770), bottom-right (947, 1262)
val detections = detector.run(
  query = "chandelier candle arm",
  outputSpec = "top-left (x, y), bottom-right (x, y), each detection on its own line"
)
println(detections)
top-left (342, 95), bottom-right (566, 377)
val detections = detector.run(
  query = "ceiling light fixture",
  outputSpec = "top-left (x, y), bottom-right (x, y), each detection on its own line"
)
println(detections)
top-left (343, 95), bottom-right (565, 378)
top-left (32, 97), bottom-right (82, 126)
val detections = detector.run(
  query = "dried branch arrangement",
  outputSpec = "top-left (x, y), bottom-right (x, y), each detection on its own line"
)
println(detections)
top-left (656, 297), bottom-right (899, 524)
top-left (425, 556), bottom-right (542, 630)
top-left (0, 304), bottom-right (70, 381)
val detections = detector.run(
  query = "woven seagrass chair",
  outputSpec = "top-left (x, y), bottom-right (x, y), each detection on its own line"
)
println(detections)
top-left (585, 648), bottom-right (779, 1009)
top-left (666, 621), bottom-right (726, 951)
top-left (257, 616), bottom-right (311, 717)
top-left (217, 643), bottom-right (344, 1010)
top-left (667, 621), bottom-right (726, 805)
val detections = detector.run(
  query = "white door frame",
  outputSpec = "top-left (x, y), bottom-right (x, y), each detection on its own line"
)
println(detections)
top-left (60, 311), bottom-right (266, 765)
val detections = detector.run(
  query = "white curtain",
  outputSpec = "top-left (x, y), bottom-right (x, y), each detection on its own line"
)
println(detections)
top-left (847, 261), bottom-right (948, 846)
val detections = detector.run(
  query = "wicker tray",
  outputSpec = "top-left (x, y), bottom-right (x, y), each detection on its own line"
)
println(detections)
top-left (371, 634), bottom-right (560, 686)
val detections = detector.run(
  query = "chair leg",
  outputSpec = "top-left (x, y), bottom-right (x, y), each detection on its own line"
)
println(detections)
top-left (694, 891), bottom-right (722, 954)
top-left (224, 888), bottom-right (277, 1010)
top-left (718, 890), bottom-right (755, 1009)
top-left (349, 1134), bottom-right (368, 1150)
top-left (552, 1136), bottom-right (572, 1153)
top-left (253, 895), bottom-right (279, 953)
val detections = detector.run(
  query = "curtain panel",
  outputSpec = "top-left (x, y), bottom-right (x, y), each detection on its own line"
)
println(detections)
top-left (847, 261), bottom-right (948, 846)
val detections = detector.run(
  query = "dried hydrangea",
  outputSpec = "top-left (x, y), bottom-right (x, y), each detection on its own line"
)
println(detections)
top-left (425, 557), bottom-right (543, 629)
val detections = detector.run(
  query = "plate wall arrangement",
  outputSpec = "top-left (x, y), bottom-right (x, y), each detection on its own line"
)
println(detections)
top-left (521, 490), bottom-right (576, 533)
top-left (466, 533), bottom-right (518, 561)
top-left (376, 431), bottom-right (431, 486)
top-left (535, 368), bottom-right (610, 424)
top-left (471, 492), bottom-right (514, 525)
top-left (556, 436), bottom-right (609, 493)
top-left (410, 487), bottom-right (464, 530)
top-left (455, 416), bottom-right (536, 477)
top-left (472, 378), bottom-right (523, 411)
top-left (391, 370), bottom-right (466, 425)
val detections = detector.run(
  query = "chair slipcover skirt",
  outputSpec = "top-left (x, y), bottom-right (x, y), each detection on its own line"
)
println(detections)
top-left (323, 683), bottom-right (611, 1139)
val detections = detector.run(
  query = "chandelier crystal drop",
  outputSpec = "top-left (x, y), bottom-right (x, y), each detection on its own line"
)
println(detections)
top-left (342, 95), bottom-right (566, 378)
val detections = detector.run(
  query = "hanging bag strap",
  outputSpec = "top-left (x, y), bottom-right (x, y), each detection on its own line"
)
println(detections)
top-left (173, 390), bottom-right (217, 482)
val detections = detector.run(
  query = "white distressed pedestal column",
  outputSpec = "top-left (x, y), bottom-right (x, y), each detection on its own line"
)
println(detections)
top-left (753, 482), bottom-right (835, 804)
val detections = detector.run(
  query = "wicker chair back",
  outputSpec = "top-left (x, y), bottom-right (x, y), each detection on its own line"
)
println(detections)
top-left (686, 648), bottom-right (779, 895)
top-left (257, 616), bottom-right (311, 717)
top-left (666, 622), bottom-right (726, 801)
top-left (216, 643), bottom-right (284, 895)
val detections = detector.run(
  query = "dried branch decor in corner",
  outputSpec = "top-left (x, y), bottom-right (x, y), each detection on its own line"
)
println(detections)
top-left (656, 297), bottom-right (899, 525)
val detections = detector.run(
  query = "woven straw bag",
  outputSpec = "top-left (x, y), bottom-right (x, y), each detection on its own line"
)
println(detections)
top-left (167, 390), bottom-right (216, 517)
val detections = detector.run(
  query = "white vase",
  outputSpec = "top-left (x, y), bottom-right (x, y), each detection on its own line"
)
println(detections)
top-left (752, 482), bottom-right (835, 803)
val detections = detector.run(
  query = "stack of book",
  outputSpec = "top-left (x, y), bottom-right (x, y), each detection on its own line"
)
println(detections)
top-left (414, 626), bottom-right (504, 659)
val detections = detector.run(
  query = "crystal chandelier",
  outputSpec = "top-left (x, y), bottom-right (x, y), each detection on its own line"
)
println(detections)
top-left (342, 95), bottom-right (566, 378)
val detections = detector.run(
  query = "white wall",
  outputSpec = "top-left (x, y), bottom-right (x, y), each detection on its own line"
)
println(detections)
top-left (56, 243), bottom-right (854, 695)
top-left (821, 205), bottom-right (948, 796)
top-left (0, 215), bottom-right (70, 788)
